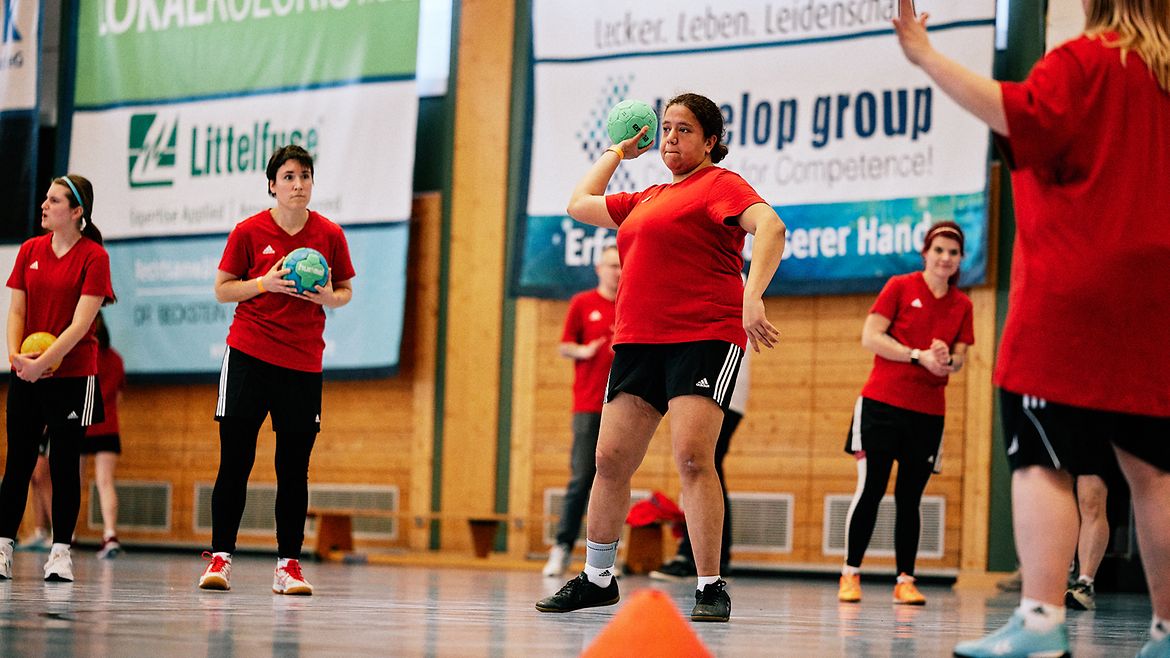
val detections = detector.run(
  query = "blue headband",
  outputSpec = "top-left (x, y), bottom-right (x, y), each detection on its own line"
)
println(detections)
top-left (59, 177), bottom-right (86, 217)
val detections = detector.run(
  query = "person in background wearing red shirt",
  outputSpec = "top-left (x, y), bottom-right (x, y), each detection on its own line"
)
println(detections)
top-left (198, 145), bottom-right (355, 596)
top-left (837, 222), bottom-right (973, 607)
top-left (543, 245), bottom-right (621, 578)
top-left (0, 174), bottom-right (115, 583)
top-left (895, 0), bottom-right (1170, 655)
top-left (81, 312), bottom-right (125, 559)
top-left (536, 93), bottom-right (786, 622)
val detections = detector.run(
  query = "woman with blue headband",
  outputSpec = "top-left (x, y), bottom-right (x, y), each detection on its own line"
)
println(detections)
top-left (0, 174), bottom-right (115, 583)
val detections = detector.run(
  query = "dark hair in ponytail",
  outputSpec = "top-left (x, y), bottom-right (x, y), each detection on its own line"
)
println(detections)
top-left (55, 174), bottom-right (104, 246)
top-left (665, 92), bottom-right (729, 163)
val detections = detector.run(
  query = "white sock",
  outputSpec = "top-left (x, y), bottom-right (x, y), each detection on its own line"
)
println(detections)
top-left (50, 543), bottom-right (70, 554)
top-left (1077, 574), bottom-right (1094, 586)
top-left (897, 573), bottom-right (916, 584)
top-left (278, 558), bottom-right (291, 568)
top-left (841, 564), bottom-right (860, 577)
top-left (214, 551), bottom-right (231, 561)
top-left (1151, 616), bottom-right (1169, 642)
top-left (1018, 597), bottom-right (1065, 632)
top-left (103, 530), bottom-right (117, 541)
top-left (583, 563), bottom-right (614, 587)
top-left (696, 575), bottom-right (721, 592)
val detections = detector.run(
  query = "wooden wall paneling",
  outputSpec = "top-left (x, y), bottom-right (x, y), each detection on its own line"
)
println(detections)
top-left (440, 0), bottom-right (516, 550)
top-left (508, 298), bottom-right (538, 557)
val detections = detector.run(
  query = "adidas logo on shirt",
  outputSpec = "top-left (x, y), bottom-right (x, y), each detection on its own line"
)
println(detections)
top-left (910, 298), bottom-right (923, 308)
top-left (29, 261), bottom-right (39, 270)
top-left (695, 378), bottom-right (710, 388)
top-left (262, 245), bottom-right (276, 255)
top-left (588, 310), bottom-right (602, 322)
top-left (1007, 435), bottom-right (1019, 455)
top-left (315, 414), bottom-right (321, 423)
top-left (67, 411), bottom-right (78, 420)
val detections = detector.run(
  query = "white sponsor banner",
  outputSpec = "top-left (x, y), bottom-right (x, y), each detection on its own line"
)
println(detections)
top-left (528, 0), bottom-right (995, 214)
top-left (0, 0), bottom-right (38, 111)
top-left (536, 1), bottom-right (993, 58)
top-left (69, 81), bottom-right (418, 239)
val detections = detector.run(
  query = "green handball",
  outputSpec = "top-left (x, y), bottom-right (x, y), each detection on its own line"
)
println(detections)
top-left (606, 99), bottom-right (658, 149)
top-left (282, 247), bottom-right (330, 295)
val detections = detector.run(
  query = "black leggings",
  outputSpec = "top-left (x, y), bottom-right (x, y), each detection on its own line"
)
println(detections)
top-left (0, 423), bottom-right (84, 545)
top-left (845, 449), bottom-right (935, 576)
top-left (211, 417), bottom-right (317, 558)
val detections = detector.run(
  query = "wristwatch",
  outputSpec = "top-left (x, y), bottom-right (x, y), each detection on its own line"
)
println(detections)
top-left (909, 348), bottom-right (921, 365)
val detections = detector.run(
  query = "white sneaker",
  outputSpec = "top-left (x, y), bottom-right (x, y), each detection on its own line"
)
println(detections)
top-left (43, 546), bottom-right (74, 582)
top-left (542, 544), bottom-right (572, 578)
top-left (0, 541), bottom-right (12, 579)
top-left (199, 552), bottom-right (232, 590)
top-left (272, 559), bottom-right (313, 595)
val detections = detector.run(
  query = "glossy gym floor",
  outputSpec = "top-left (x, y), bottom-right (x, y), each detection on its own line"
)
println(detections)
top-left (0, 550), bottom-right (1154, 657)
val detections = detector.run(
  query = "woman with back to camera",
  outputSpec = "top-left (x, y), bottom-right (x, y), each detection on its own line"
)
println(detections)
top-left (535, 92), bottom-right (786, 622)
top-left (837, 221), bottom-right (973, 608)
top-left (198, 144), bottom-right (354, 596)
top-left (894, 0), bottom-right (1170, 655)
top-left (0, 174), bottom-right (115, 583)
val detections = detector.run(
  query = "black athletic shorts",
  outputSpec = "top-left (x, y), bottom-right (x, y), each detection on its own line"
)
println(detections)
top-left (215, 347), bottom-right (322, 433)
top-left (82, 433), bottom-right (122, 455)
top-left (605, 341), bottom-right (744, 416)
top-left (8, 375), bottom-right (105, 433)
top-left (1001, 390), bottom-right (1170, 474)
top-left (844, 396), bottom-right (945, 473)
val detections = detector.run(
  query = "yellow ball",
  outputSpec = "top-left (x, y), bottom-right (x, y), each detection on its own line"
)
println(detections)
top-left (20, 332), bottom-right (56, 355)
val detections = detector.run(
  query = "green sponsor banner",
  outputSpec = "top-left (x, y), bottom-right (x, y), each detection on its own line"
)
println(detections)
top-left (76, 0), bottom-right (419, 106)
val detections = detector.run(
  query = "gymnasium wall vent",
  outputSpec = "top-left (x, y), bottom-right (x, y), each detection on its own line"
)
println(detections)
top-left (729, 492), bottom-right (794, 554)
top-left (88, 481), bottom-right (171, 531)
top-left (822, 494), bottom-right (945, 559)
top-left (195, 483), bottom-right (399, 539)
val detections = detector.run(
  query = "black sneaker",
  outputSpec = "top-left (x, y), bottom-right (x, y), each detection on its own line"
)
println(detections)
top-left (1065, 580), bottom-right (1096, 610)
top-left (649, 556), bottom-right (697, 581)
top-left (535, 572), bottom-right (620, 613)
top-left (691, 579), bottom-right (730, 622)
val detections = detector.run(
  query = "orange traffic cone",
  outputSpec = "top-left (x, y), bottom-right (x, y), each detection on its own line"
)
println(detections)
top-left (580, 589), bottom-right (714, 658)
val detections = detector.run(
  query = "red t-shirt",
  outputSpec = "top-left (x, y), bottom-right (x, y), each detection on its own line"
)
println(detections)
top-left (861, 273), bottom-right (975, 416)
top-left (562, 288), bottom-right (616, 413)
top-left (605, 166), bottom-right (764, 349)
top-left (995, 34), bottom-right (1170, 416)
top-left (6, 235), bottom-right (114, 377)
top-left (87, 347), bottom-right (125, 436)
top-left (218, 210), bottom-right (356, 373)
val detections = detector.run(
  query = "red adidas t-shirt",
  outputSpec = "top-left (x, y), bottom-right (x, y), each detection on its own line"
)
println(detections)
top-left (995, 34), bottom-right (1170, 416)
top-left (861, 273), bottom-right (975, 416)
top-left (562, 288), bottom-right (616, 413)
top-left (6, 234), bottom-right (114, 377)
top-left (87, 347), bottom-right (125, 436)
top-left (218, 210), bottom-right (356, 373)
top-left (605, 166), bottom-right (764, 349)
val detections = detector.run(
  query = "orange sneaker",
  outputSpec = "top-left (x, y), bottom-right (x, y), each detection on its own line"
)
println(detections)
top-left (838, 573), bottom-right (861, 603)
top-left (893, 575), bottom-right (926, 605)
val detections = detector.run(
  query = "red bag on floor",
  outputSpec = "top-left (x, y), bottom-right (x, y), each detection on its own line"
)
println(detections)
top-left (625, 491), bottom-right (685, 527)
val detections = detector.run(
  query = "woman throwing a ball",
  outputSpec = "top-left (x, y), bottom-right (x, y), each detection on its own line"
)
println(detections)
top-left (199, 144), bottom-right (354, 595)
top-left (536, 93), bottom-right (786, 622)
top-left (0, 174), bottom-right (115, 583)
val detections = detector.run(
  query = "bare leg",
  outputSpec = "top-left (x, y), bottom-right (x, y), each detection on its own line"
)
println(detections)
top-left (585, 393), bottom-right (662, 544)
top-left (668, 395), bottom-right (724, 577)
top-left (1074, 475), bottom-right (1108, 580)
top-left (1013, 466), bottom-right (1078, 606)
top-left (1113, 446), bottom-right (1170, 618)
top-left (30, 455), bottom-right (52, 537)
top-left (94, 452), bottom-right (119, 537)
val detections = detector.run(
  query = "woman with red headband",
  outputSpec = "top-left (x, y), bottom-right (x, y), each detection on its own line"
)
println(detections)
top-left (837, 221), bottom-right (973, 607)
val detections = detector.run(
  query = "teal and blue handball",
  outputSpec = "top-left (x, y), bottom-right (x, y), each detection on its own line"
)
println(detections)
top-left (282, 247), bottom-right (330, 294)
top-left (606, 99), bottom-right (658, 149)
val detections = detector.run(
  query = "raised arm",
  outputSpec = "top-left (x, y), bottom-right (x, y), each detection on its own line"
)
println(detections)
top-left (892, 0), bottom-right (1008, 135)
top-left (566, 127), bottom-right (652, 229)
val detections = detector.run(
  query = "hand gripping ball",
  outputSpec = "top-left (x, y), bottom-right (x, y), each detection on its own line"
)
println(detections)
top-left (282, 247), bottom-right (330, 295)
top-left (606, 99), bottom-right (658, 150)
top-left (20, 331), bottom-right (61, 372)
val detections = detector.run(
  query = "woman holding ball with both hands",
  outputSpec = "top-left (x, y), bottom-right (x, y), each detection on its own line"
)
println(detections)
top-left (0, 174), bottom-right (115, 583)
top-left (198, 144), bottom-right (354, 596)
top-left (536, 92), bottom-right (786, 623)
